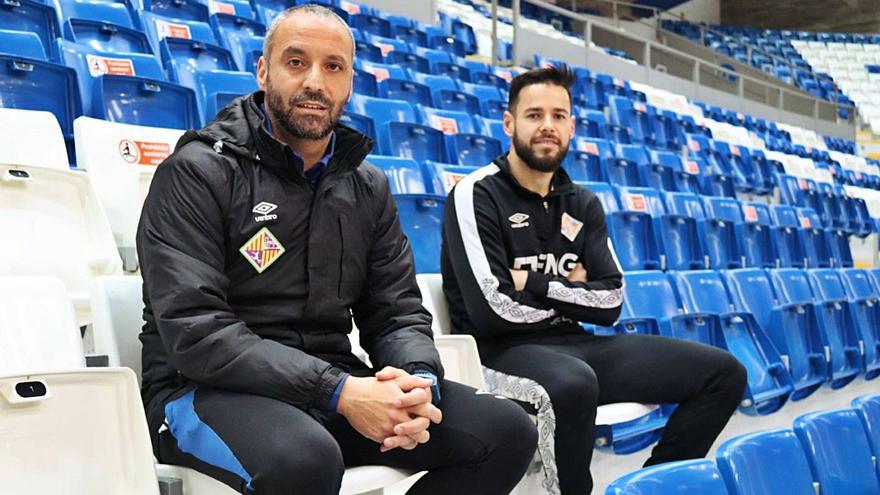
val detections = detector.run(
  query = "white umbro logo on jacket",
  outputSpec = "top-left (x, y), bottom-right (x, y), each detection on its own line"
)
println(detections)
top-left (253, 202), bottom-right (278, 222)
top-left (509, 212), bottom-right (530, 228)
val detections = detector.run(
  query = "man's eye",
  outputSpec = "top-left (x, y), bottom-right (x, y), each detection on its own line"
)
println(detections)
top-left (327, 63), bottom-right (342, 71)
top-left (289, 59), bottom-right (304, 67)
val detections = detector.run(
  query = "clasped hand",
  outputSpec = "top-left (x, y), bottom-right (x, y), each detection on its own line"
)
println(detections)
top-left (337, 366), bottom-right (442, 452)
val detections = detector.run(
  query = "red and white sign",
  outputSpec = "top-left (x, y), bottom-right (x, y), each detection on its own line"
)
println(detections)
top-left (743, 205), bottom-right (758, 222)
top-left (633, 102), bottom-right (647, 113)
top-left (86, 54), bottom-right (135, 77)
top-left (613, 78), bottom-right (625, 88)
top-left (799, 216), bottom-right (812, 229)
top-left (431, 116), bottom-right (459, 135)
top-left (578, 141), bottom-right (599, 155)
top-left (627, 193), bottom-right (647, 212)
top-left (442, 171), bottom-right (467, 192)
top-left (375, 43), bottom-right (394, 58)
top-left (209, 1), bottom-right (235, 15)
top-left (496, 70), bottom-right (513, 83)
top-left (736, 112), bottom-right (744, 121)
top-left (366, 67), bottom-right (389, 83)
top-left (156, 19), bottom-right (192, 40)
top-left (339, 1), bottom-right (361, 14)
top-left (798, 178), bottom-right (809, 190)
top-left (685, 160), bottom-right (700, 175)
top-left (118, 139), bottom-right (172, 166)
top-left (731, 146), bottom-right (741, 157)
top-left (688, 139), bottom-right (701, 152)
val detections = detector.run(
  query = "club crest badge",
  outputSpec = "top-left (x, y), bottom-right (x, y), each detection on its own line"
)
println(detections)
top-left (561, 212), bottom-right (583, 242)
top-left (240, 227), bottom-right (285, 273)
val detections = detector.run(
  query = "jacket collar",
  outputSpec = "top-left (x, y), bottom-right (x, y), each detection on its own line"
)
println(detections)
top-left (492, 153), bottom-right (578, 200)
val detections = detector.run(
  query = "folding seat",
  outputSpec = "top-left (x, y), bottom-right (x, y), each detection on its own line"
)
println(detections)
top-left (738, 147), bottom-right (773, 194)
top-left (795, 207), bottom-right (834, 268)
top-left (392, 23), bottom-right (427, 47)
top-left (340, 111), bottom-right (375, 140)
top-left (769, 270), bottom-right (857, 392)
top-left (685, 134), bottom-right (736, 197)
top-left (616, 186), bottom-right (703, 271)
top-left (0, 0), bottom-right (63, 62)
top-left (673, 270), bottom-right (793, 415)
top-left (794, 409), bottom-right (880, 495)
top-left (368, 34), bottom-right (411, 59)
top-left (58, 0), bottom-right (152, 55)
top-left (564, 139), bottom-right (606, 183)
top-left (0, 108), bottom-right (71, 170)
top-left (352, 68), bottom-right (379, 97)
top-left (210, 12), bottom-right (265, 55)
top-left (597, 185), bottom-right (662, 271)
top-left (474, 116), bottom-right (509, 150)
top-left (349, 13), bottom-right (391, 37)
top-left (220, 32), bottom-right (263, 74)
top-left (366, 155), bottom-right (428, 197)
top-left (574, 108), bottom-right (610, 140)
top-left (0, 164), bottom-right (123, 325)
top-left (609, 144), bottom-right (648, 187)
top-left (657, 152), bottom-right (704, 194)
top-left (838, 268), bottom-right (880, 379)
top-left (416, 74), bottom-right (480, 114)
top-left (159, 37), bottom-right (257, 122)
top-left (470, 69), bottom-right (507, 89)
top-left (143, 0), bottom-right (210, 24)
top-left (809, 268), bottom-right (874, 375)
top-left (0, 34), bottom-right (82, 141)
top-left (423, 161), bottom-right (476, 195)
top-left (252, 0), bottom-right (290, 26)
top-left (358, 59), bottom-right (410, 85)
top-left (58, 40), bottom-right (202, 129)
top-left (724, 269), bottom-right (826, 399)
top-left (776, 173), bottom-right (823, 215)
top-left (606, 459), bottom-right (729, 495)
top-left (596, 73), bottom-right (632, 100)
top-left (709, 140), bottom-right (755, 193)
top-left (431, 61), bottom-right (471, 82)
top-left (716, 429), bottom-right (817, 495)
top-left (139, 12), bottom-right (217, 60)
top-left (737, 202), bottom-right (779, 268)
top-left (207, 0), bottom-right (255, 19)
top-left (382, 77), bottom-right (432, 107)
top-left (418, 106), bottom-right (501, 167)
top-left (618, 143), bottom-right (677, 191)
top-left (427, 33), bottom-right (465, 58)
top-left (851, 394), bottom-right (880, 461)
top-left (461, 82), bottom-right (505, 118)
top-left (348, 94), bottom-right (444, 163)
top-left (816, 181), bottom-right (846, 230)
top-left (700, 196), bottom-right (748, 269)
top-left (608, 96), bottom-right (657, 147)
top-left (354, 38), bottom-right (383, 62)
top-left (652, 109), bottom-right (684, 151)
top-left (384, 50), bottom-right (427, 74)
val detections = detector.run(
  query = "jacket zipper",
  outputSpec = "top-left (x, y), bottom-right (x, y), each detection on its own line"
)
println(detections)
top-left (337, 215), bottom-right (344, 298)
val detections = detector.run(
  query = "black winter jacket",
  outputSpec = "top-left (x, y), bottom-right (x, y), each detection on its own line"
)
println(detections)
top-left (441, 155), bottom-right (624, 351)
top-left (137, 91), bottom-right (443, 443)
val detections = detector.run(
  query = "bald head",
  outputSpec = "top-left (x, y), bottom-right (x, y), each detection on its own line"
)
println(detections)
top-left (263, 5), bottom-right (356, 65)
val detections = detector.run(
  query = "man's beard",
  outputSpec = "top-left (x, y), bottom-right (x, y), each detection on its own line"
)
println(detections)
top-left (512, 130), bottom-right (569, 173)
top-left (265, 78), bottom-right (343, 140)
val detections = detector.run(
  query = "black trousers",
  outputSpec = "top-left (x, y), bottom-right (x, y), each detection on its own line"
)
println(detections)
top-left (157, 379), bottom-right (537, 495)
top-left (481, 332), bottom-right (748, 495)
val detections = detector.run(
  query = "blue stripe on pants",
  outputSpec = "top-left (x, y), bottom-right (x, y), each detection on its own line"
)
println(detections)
top-left (164, 389), bottom-right (254, 490)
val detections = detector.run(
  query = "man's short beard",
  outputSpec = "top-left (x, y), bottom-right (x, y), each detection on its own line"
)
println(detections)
top-left (512, 131), bottom-right (569, 173)
top-left (265, 76), bottom-right (342, 140)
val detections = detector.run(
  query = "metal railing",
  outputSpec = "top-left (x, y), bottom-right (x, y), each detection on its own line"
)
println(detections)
top-left (482, 0), bottom-right (855, 127)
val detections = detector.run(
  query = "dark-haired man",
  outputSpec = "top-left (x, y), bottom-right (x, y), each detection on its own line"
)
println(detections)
top-left (441, 66), bottom-right (748, 494)
top-left (137, 5), bottom-right (536, 494)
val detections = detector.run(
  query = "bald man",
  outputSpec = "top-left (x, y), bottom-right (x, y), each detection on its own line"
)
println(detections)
top-left (136, 5), bottom-right (536, 495)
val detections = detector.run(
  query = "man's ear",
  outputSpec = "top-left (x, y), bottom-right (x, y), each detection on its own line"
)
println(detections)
top-left (503, 110), bottom-right (514, 137)
top-left (256, 55), bottom-right (267, 90)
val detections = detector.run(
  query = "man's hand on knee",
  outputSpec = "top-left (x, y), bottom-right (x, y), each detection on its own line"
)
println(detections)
top-left (373, 367), bottom-right (443, 451)
top-left (336, 376), bottom-right (414, 444)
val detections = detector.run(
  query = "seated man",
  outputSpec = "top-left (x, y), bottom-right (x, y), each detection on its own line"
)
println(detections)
top-left (441, 66), bottom-right (747, 494)
top-left (136, 5), bottom-right (536, 494)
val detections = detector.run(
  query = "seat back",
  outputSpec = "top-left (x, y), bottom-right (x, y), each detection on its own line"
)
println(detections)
top-left (0, 276), bottom-right (84, 374)
top-left (606, 459), bottom-right (729, 495)
top-left (794, 409), bottom-right (880, 495)
top-left (716, 429), bottom-right (816, 495)
top-left (0, 108), bottom-right (69, 169)
top-left (852, 394), bottom-right (880, 463)
top-left (622, 270), bottom-right (683, 320)
top-left (0, 0), bottom-right (62, 61)
top-left (416, 273), bottom-right (450, 335)
top-left (88, 275), bottom-right (145, 382)
top-left (367, 155), bottom-right (427, 195)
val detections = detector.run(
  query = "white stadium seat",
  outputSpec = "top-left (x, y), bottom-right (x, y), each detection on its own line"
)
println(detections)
top-left (0, 109), bottom-right (69, 170)
top-left (0, 164), bottom-right (122, 325)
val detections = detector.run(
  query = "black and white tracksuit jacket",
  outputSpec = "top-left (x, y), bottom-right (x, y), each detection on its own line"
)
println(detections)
top-left (441, 155), bottom-right (625, 351)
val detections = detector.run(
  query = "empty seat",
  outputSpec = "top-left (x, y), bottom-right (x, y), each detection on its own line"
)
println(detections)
top-left (608, 96), bottom-right (657, 147)
top-left (738, 202), bottom-right (779, 268)
top-left (0, 108), bottom-right (70, 170)
top-left (366, 155), bottom-right (427, 196)
top-left (851, 394), bottom-right (880, 461)
top-left (716, 429), bottom-right (817, 495)
top-left (73, 116), bottom-right (184, 271)
top-left (143, 0), bottom-right (210, 24)
top-left (0, 0), bottom-right (63, 61)
top-left (387, 51), bottom-right (429, 74)
top-left (673, 270), bottom-right (793, 415)
top-left (596, 184), bottom-right (661, 271)
top-left (686, 134), bottom-right (736, 197)
top-left (770, 268), bottom-right (860, 388)
top-left (617, 143), bottom-right (676, 190)
top-left (794, 409), bottom-right (880, 495)
top-left (795, 208), bottom-right (834, 268)
top-left (220, 32), bottom-right (263, 74)
top-left (475, 116), bottom-right (508, 150)
top-left (769, 205), bottom-right (807, 268)
top-left (348, 94), bottom-right (444, 163)
top-left (0, 164), bottom-right (123, 324)
top-left (606, 459), bottom-right (729, 495)
top-left (139, 12), bottom-right (217, 59)
top-left (724, 269), bottom-right (826, 400)
top-left (839, 268), bottom-right (880, 379)
top-left (58, 40), bottom-right (202, 129)
top-left (340, 111), bottom-right (375, 140)
top-left (418, 106), bottom-right (500, 167)
top-left (699, 197), bottom-right (747, 269)
top-left (58, 0), bottom-right (151, 55)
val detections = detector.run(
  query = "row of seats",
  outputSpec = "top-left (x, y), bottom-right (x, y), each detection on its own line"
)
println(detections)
top-left (607, 394), bottom-right (880, 495)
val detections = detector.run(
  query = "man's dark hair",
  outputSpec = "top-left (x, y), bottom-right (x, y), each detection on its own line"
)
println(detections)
top-left (507, 65), bottom-right (577, 113)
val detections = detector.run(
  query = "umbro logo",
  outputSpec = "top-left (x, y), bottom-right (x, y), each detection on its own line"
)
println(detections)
top-left (253, 202), bottom-right (278, 222)
top-left (509, 212), bottom-right (530, 229)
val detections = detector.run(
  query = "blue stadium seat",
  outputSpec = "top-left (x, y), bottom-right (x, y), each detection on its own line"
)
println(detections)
top-left (673, 270), bottom-right (793, 415)
top-left (461, 82), bottom-right (504, 118)
top-left (839, 268), bottom-right (880, 380)
top-left (207, 0), bottom-right (254, 19)
top-left (699, 197), bottom-right (747, 269)
top-left (603, 186), bottom-right (662, 271)
top-left (716, 429), bottom-right (816, 495)
top-left (775, 173), bottom-right (824, 215)
top-left (616, 186), bottom-right (703, 271)
top-left (617, 143), bottom-right (675, 191)
top-left (219, 32), bottom-right (262, 74)
top-left (816, 182), bottom-right (844, 231)
top-left (383, 79), bottom-right (432, 107)
top-left (348, 94), bottom-right (444, 163)
top-left (604, 143), bottom-right (643, 187)
top-left (430, 61), bottom-right (470, 82)
top-left (427, 33), bottom-right (464, 57)
top-left (852, 394), bottom-right (880, 461)
top-left (423, 161), bottom-right (476, 195)
top-left (353, 68), bottom-right (378, 97)
top-left (143, 0), bottom-right (210, 23)
top-left (737, 202), bottom-right (778, 268)
top-left (417, 106), bottom-right (500, 167)
top-left (653, 109), bottom-right (684, 151)
top-left (386, 51), bottom-right (429, 73)
top-left (709, 140), bottom-right (755, 193)
top-left (358, 60), bottom-right (410, 87)
top-left (686, 134), bottom-right (735, 197)
top-left (140, 12), bottom-right (216, 59)
top-left (769, 205), bottom-right (806, 268)
top-left (660, 152), bottom-right (705, 194)
top-left (368, 34), bottom-right (411, 58)
top-left (252, 0), bottom-right (285, 27)
top-left (739, 148), bottom-right (774, 194)
top-left (210, 12), bottom-right (265, 56)
top-left (606, 459), bottom-right (729, 495)
top-left (795, 208), bottom-right (833, 268)
top-left (354, 38), bottom-right (383, 62)
top-left (474, 116), bottom-right (508, 150)
top-left (159, 37), bottom-right (255, 122)
top-left (58, 0), bottom-right (151, 55)
top-left (581, 181), bottom-right (619, 214)
top-left (348, 13), bottom-right (390, 37)
top-left (0, 34), bottom-right (82, 139)
top-left (366, 154), bottom-right (444, 273)
top-left (608, 96), bottom-right (657, 147)
top-left (574, 108), bottom-right (610, 140)
top-left (57, 39), bottom-right (201, 129)
top-left (339, 110), bottom-right (373, 136)
top-left (770, 268), bottom-right (860, 389)
top-left (392, 24), bottom-right (427, 47)
top-left (724, 268), bottom-right (826, 400)
top-left (0, 0), bottom-right (63, 61)
top-left (794, 409), bottom-right (880, 495)
top-left (565, 139), bottom-right (607, 183)
top-left (809, 269), bottom-right (873, 379)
